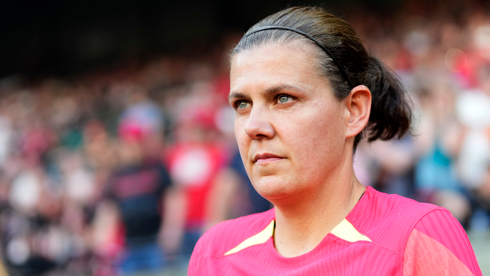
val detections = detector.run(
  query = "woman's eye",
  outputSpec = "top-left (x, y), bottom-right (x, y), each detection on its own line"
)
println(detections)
top-left (237, 101), bottom-right (249, 109)
top-left (278, 95), bottom-right (291, 104)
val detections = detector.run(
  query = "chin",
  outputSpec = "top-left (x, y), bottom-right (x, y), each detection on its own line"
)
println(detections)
top-left (252, 175), bottom-right (297, 201)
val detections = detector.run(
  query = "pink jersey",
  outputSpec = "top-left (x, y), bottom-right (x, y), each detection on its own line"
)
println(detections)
top-left (189, 186), bottom-right (482, 275)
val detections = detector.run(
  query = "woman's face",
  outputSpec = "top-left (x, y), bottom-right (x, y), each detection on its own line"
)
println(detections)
top-left (229, 42), bottom-right (351, 201)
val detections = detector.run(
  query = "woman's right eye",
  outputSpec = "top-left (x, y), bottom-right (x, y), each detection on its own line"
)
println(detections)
top-left (237, 101), bottom-right (249, 109)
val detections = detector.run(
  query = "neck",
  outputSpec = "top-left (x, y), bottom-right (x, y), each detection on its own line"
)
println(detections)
top-left (272, 153), bottom-right (366, 258)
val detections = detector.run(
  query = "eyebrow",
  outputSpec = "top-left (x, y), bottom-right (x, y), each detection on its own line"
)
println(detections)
top-left (228, 92), bottom-right (248, 101)
top-left (228, 84), bottom-right (303, 101)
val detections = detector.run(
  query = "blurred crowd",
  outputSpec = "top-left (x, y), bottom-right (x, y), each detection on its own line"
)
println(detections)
top-left (0, 1), bottom-right (489, 275)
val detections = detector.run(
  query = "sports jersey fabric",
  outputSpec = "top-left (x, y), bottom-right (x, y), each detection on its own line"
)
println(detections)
top-left (188, 186), bottom-right (481, 275)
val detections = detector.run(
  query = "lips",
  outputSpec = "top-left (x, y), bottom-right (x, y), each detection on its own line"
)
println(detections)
top-left (253, 153), bottom-right (284, 163)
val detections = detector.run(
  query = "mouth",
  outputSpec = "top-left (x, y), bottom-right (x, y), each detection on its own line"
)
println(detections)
top-left (253, 153), bottom-right (285, 163)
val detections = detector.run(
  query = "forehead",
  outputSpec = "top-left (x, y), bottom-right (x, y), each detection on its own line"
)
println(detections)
top-left (230, 42), bottom-right (325, 93)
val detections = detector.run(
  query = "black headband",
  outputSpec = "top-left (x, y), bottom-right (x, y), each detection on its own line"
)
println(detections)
top-left (243, 26), bottom-right (354, 89)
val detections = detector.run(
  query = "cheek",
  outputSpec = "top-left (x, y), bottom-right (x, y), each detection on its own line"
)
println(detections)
top-left (289, 105), bottom-right (345, 170)
top-left (234, 117), bottom-right (251, 166)
top-left (234, 117), bottom-right (248, 148)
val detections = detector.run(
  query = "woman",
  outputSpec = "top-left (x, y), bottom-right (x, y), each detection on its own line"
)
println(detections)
top-left (189, 7), bottom-right (481, 275)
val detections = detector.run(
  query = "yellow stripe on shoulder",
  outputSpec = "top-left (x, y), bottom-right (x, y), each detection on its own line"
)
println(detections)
top-left (224, 220), bottom-right (275, 256)
top-left (331, 219), bottom-right (371, 242)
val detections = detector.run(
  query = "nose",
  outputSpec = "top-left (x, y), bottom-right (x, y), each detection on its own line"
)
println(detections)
top-left (244, 107), bottom-right (275, 140)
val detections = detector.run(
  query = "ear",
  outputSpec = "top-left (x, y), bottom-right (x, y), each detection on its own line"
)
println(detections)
top-left (344, 85), bottom-right (372, 138)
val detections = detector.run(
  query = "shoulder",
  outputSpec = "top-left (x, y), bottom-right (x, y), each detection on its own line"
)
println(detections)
top-left (356, 188), bottom-right (481, 275)
top-left (192, 209), bottom-right (275, 258)
top-left (353, 187), bottom-right (443, 230)
top-left (351, 187), bottom-right (444, 254)
top-left (403, 209), bottom-right (482, 276)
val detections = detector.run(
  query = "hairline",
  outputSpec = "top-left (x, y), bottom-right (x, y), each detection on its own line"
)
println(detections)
top-left (230, 38), bottom-right (336, 94)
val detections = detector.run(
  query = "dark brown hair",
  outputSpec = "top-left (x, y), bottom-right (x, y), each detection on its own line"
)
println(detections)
top-left (232, 6), bottom-right (412, 150)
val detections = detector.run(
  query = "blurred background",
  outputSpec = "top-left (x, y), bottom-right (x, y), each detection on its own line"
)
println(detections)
top-left (0, 0), bottom-right (490, 275)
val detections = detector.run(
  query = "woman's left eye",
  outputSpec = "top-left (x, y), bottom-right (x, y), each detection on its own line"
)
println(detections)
top-left (277, 95), bottom-right (292, 104)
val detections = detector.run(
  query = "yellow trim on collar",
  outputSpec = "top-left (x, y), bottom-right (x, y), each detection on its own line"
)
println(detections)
top-left (224, 218), bottom-right (370, 256)
top-left (224, 220), bottom-right (275, 256)
top-left (331, 219), bottom-right (371, 242)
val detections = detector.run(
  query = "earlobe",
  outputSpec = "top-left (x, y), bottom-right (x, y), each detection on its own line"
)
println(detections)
top-left (345, 85), bottom-right (372, 138)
